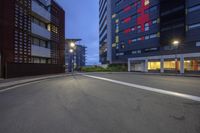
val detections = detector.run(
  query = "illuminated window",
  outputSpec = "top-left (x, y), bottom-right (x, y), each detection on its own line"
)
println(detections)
top-left (115, 36), bottom-right (119, 43)
top-left (148, 62), bottom-right (161, 70)
top-left (112, 14), bottom-right (116, 18)
top-left (137, 25), bottom-right (141, 32)
top-left (51, 25), bottom-right (58, 34)
top-left (188, 23), bottom-right (200, 30)
top-left (131, 27), bottom-right (135, 31)
top-left (184, 59), bottom-right (200, 71)
top-left (47, 24), bottom-right (51, 31)
top-left (145, 23), bottom-right (149, 31)
top-left (164, 61), bottom-right (180, 70)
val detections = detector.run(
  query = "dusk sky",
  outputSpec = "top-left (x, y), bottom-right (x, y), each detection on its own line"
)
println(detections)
top-left (57, 0), bottom-right (99, 65)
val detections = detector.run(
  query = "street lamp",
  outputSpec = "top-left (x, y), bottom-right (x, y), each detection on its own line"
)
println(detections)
top-left (172, 40), bottom-right (180, 46)
top-left (69, 49), bottom-right (74, 53)
top-left (70, 42), bottom-right (75, 48)
top-left (172, 39), bottom-right (180, 73)
top-left (69, 42), bottom-right (76, 73)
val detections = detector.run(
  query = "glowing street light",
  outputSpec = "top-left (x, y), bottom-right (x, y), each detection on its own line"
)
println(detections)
top-left (70, 42), bottom-right (75, 48)
top-left (172, 40), bottom-right (180, 46)
top-left (69, 49), bottom-right (74, 53)
top-left (172, 39), bottom-right (180, 73)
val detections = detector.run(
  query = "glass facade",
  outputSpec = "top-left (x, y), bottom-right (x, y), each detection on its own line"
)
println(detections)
top-left (164, 61), bottom-right (180, 71)
top-left (148, 61), bottom-right (160, 70)
top-left (184, 59), bottom-right (200, 71)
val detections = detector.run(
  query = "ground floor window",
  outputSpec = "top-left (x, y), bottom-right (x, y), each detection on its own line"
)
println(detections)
top-left (164, 60), bottom-right (180, 71)
top-left (130, 62), bottom-right (144, 72)
top-left (31, 57), bottom-right (51, 64)
top-left (148, 61), bottom-right (160, 70)
top-left (184, 59), bottom-right (200, 71)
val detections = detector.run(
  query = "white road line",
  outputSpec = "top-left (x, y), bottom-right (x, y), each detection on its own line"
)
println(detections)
top-left (83, 74), bottom-right (200, 102)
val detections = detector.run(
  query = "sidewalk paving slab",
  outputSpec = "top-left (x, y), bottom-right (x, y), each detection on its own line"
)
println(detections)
top-left (0, 73), bottom-right (72, 90)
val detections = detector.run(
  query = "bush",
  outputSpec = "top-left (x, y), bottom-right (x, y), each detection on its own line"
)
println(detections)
top-left (81, 64), bottom-right (127, 72)
top-left (81, 66), bottom-right (110, 72)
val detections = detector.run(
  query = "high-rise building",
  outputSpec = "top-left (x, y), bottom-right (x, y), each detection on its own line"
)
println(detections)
top-left (100, 0), bottom-right (200, 73)
top-left (0, 0), bottom-right (65, 78)
top-left (99, 0), bottom-right (112, 64)
top-left (75, 45), bottom-right (86, 69)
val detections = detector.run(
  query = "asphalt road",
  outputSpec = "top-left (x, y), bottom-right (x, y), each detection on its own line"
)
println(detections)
top-left (0, 73), bottom-right (200, 133)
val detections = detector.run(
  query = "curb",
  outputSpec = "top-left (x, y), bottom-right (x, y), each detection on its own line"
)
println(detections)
top-left (0, 74), bottom-right (72, 91)
top-left (81, 72), bottom-right (200, 78)
top-left (133, 72), bottom-right (200, 78)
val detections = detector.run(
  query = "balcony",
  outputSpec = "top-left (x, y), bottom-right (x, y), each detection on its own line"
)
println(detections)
top-left (31, 22), bottom-right (51, 40)
top-left (31, 45), bottom-right (51, 58)
top-left (32, 0), bottom-right (51, 22)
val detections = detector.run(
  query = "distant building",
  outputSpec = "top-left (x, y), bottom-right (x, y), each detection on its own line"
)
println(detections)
top-left (75, 45), bottom-right (86, 69)
top-left (99, 0), bottom-right (112, 64)
top-left (0, 0), bottom-right (65, 78)
top-left (65, 39), bottom-right (86, 72)
top-left (99, 0), bottom-right (200, 74)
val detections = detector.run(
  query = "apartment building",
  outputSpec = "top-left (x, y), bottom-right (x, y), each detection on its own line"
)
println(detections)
top-left (65, 39), bottom-right (86, 72)
top-left (0, 0), bottom-right (65, 78)
top-left (99, 0), bottom-right (112, 64)
top-left (101, 0), bottom-right (200, 74)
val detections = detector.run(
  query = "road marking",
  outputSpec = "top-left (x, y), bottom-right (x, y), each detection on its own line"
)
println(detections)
top-left (83, 74), bottom-right (200, 102)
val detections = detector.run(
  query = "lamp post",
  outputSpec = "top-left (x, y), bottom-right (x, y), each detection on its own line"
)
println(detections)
top-left (69, 42), bottom-right (76, 73)
top-left (172, 40), bottom-right (180, 73)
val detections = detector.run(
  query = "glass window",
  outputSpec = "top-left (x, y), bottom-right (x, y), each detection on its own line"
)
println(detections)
top-left (33, 18), bottom-right (40, 25)
top-left (145, 23), bottom-right (149, 31)
top-left (33, 38), bottom-right (39, 45)
top-left (137, 25), bottom-right (141, 32)
top-left (150, 6), bottom-right (157, 12)
top-left (137, 37), bottom-right (141, 41)
top-left (148, 62), bottom-right (161, 70)
top-left (145, 35), bottom-right (149, 40)
top-left (132, 39), bottom-right (137, 42)
top-left (188, 23), bottom-right (200, 30)
top-left (150, 34), bottom-right (157, 39)
top-left (188, 5), bottom-right (200, 12)
top-left (164, 61), bottom-right (180, 71)
top-left (40, 40), bottom-right (46, 47)
top-left (184, 59), bottom-right (200, 71)
top-left (40, 22), bottom-right (46, 28)
top-left (33, 57), bottom-right (40, 64)
top-left (152, 20), bottom-right (157, 24)
top-left (40, 58), bottom-right (46, 64)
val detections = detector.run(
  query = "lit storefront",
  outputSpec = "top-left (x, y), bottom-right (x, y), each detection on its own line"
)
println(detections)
top-left (148, 61), bottom-right (160, 71)
top-left (184, 59), bottom-right (200, 72)
top-left (128, 53), bottom-right (200, 74)
top-left (164, 60), bottom-right (180, 71)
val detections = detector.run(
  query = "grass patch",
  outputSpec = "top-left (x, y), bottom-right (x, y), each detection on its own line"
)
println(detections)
top-left (81, 64), bottom-right (127, 72)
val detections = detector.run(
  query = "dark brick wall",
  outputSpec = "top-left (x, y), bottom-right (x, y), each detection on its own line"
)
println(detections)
top-left (50, 1), bottom-right (65, 65)
top-left (0, 0), bottom-right (66, 78)
top-left (5, 63), bottom-right (65, 78)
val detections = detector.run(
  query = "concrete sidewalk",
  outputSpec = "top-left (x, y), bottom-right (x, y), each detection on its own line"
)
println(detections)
top-left (0, 73), bottom-right (72, 90)
top-left (133, 72), bottom-right (200, 78)
top-left (81, 72), bottom-right (200, 78)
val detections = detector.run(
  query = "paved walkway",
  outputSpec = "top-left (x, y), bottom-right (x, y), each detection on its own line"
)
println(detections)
top-left (0, 73), bottom-right (71, 90)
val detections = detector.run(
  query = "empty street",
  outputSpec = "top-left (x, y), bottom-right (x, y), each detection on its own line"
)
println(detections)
top-left (0, 73), bottom-right (200, 133)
